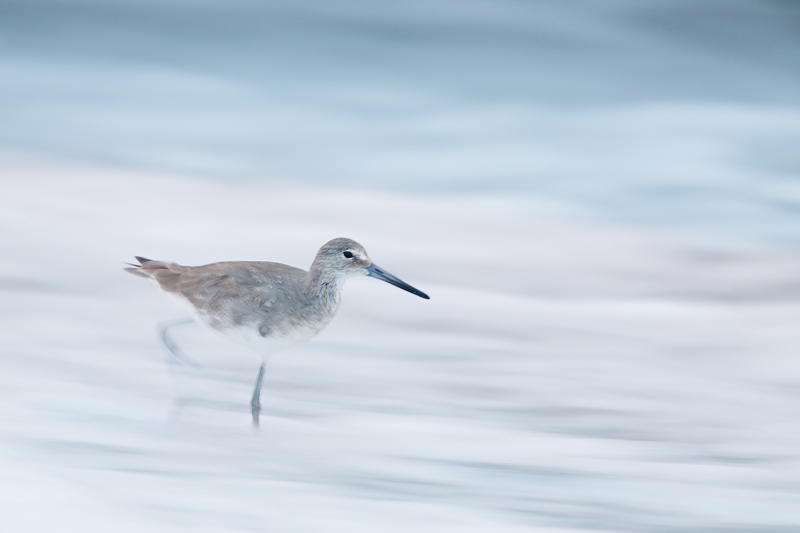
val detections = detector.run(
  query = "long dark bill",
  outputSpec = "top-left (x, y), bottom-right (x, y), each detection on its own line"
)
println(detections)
top-left (366, 264), bottom-right (430, 299)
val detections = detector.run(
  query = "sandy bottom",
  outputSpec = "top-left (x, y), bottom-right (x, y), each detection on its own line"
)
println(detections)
top-left (1, 161), bottom-right (800, 532)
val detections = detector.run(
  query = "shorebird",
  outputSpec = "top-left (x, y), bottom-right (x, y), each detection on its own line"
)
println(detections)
top-left (126, 237), bottom-right (429, 425)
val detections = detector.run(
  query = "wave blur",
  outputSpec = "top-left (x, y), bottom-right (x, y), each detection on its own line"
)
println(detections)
top-left (1, 0), bottom-right (799, 241)
top-left (2, 2), bottom-right (800, 531)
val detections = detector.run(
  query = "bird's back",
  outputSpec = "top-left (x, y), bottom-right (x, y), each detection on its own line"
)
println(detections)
top-left (127, 259), bottom-right (326, 350)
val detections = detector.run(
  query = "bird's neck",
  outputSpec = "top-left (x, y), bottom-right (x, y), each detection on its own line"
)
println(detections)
top-left (304, 266), bottom-right (345, 315)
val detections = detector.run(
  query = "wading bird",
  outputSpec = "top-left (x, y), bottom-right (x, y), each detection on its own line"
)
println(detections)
top-left (126, 238), bottom-right (429, 425)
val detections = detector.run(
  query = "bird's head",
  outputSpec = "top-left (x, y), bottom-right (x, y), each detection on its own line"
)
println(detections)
top-left (312, 237), bottom-right (429, 299)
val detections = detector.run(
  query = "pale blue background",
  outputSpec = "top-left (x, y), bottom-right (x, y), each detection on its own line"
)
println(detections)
top-left (2, 0), bottom-right (799, 239)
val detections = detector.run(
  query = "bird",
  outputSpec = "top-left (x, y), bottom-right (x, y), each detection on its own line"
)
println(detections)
top-left (126, 237), bottom-right (429, 425)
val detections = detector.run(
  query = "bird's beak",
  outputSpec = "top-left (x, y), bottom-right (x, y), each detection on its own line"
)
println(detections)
top-left (366, 264), bottom-right (430, 299)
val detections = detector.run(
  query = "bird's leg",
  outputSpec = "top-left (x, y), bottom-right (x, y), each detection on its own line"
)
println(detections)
top-left (156, 318), bottom-right (203, 368)
top-left (251, 362), bottom-right (266, 427)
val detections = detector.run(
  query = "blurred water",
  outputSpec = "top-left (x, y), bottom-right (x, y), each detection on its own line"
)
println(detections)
top-left (2, 165), bottom-right (800, 532)
top-left (2, 3), bottom-right (800, 532)
top-left (2, 0), bottom-right (800, 240)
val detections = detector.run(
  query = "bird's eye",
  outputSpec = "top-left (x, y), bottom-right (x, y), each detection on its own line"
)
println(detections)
top-left (343, 251), bottom-right (354, 259)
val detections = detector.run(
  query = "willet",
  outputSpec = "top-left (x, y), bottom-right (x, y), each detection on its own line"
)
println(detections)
top-left (126, 237), bottom-right (429, 425)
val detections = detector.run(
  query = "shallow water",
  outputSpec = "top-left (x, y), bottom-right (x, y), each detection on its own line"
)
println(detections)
top-left (1, 164), bottom-right (800, 531)
top-left (2, 2), bottom-right (800, 530)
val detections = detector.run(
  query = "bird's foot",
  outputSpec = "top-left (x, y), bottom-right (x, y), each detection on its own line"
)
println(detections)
top-left (251, 401), bottom-right (261, 428)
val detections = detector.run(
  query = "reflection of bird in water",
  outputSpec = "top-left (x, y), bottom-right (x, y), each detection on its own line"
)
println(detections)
top-left (126, 237), bottom-right (429, 426)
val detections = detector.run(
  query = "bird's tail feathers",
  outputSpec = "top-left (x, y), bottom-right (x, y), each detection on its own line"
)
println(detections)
top-left (124, 256), bottom-right (186, 280)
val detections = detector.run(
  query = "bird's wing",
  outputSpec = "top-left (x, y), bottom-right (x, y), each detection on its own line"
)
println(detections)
top-left (128, 259), bottom-right (307, 328)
